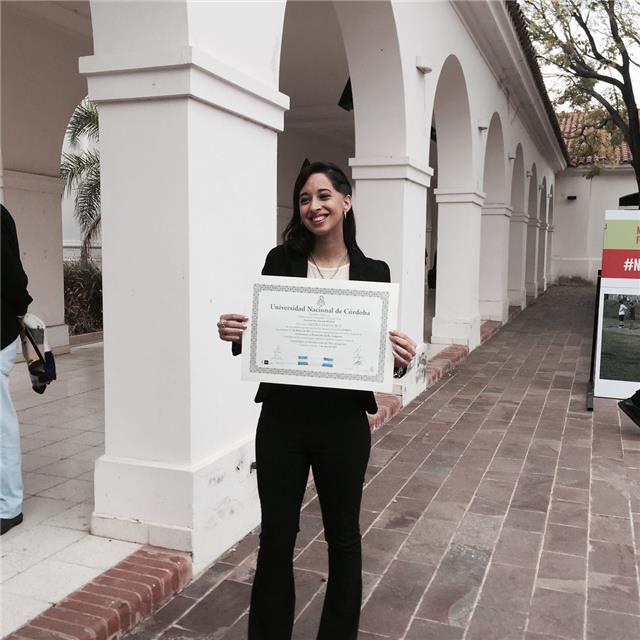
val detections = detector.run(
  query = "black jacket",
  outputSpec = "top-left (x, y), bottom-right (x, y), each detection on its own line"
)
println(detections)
top-left (1, 205), bottom-right (32, 349)
top-left (234, 243), bottom-right (391, 414)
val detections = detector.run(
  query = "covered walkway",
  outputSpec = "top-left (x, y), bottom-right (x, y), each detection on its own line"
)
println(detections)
top-left (119, 284), bottom-right (640, 640)
top-left (4, 285), bottom-right (640, 639)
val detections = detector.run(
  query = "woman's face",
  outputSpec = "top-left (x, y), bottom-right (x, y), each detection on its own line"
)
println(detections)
top-left (298, 172), bottom-right (351, 240)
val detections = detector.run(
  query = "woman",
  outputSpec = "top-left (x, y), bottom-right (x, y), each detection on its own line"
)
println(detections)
top-left (218, 161), bottom-right (416, 640)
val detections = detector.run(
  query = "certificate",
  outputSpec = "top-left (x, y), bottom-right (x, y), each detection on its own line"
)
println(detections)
top-left (242, 276), bottom-right (399, 392)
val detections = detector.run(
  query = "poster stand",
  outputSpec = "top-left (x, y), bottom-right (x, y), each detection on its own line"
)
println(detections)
top-left (587, 270), bottom-right (602, 411)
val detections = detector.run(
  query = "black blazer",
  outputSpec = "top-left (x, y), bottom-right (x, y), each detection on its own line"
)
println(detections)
top-left (1, 205), bottom-right (32, 349)
top-left (233, 243), bottom-right (391, 414)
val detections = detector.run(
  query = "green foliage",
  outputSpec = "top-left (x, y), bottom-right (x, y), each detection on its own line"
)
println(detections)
top-left (60, 98), bottom-right (101, 259)
top-left (522, 0), bottom-right (640, 188)
top-left (63, 259), bottom-right (103, 335)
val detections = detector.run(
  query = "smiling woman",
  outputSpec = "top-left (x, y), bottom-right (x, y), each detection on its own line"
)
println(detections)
top-left (217, 161), bottom-right (417, 640)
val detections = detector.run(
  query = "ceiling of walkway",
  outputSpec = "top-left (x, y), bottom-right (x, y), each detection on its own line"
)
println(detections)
top-left (280, 1), bottom-right (353, 139)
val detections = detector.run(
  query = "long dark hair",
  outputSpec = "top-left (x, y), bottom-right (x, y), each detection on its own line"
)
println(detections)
top-left (282, 161), bottom-right (360, 256)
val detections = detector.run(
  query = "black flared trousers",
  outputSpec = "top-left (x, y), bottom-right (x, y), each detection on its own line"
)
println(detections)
top-left (248, 389), bottom-right (371, 640)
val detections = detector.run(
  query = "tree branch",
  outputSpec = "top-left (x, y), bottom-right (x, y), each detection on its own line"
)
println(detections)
top-left (570, 2), bottom-right (621, 70)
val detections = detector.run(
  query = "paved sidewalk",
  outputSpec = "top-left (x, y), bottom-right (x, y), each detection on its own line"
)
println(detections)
top-left (0, 343), bottom-right (143, 637)
top-left (123, 285), bottom-right (640, 640)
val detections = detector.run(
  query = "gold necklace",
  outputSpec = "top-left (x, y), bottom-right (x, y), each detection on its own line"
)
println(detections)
top-left (309, 250), bottom-right (349, 279)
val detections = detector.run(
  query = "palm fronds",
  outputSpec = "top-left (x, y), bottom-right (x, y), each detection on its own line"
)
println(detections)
top-left (60, 98), bottom-right (101, 259)
top-left (66, 98), bottom-right (99, 146)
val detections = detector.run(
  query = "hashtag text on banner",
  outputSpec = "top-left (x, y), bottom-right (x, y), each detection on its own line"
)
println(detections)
top-left (601, 248), bottom-right (640, 278)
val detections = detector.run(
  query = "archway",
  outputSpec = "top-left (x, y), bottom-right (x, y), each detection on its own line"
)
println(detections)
top-left (546, 187), bottom-right (554, 282)
top-left (1, 1), bottom-right (92, 352)
top-left (508, 143), bottom-right (527, 308)
top-left (525, 163), bottom-right (539, 299)
top-left (430, 55), bottom-right (480, 349)
top-left (537, 177), bottom-right (548, 292)
top-left (479, 112), bottom-right (509, 322)
top-left (277, 1), bottom-right (353, 242)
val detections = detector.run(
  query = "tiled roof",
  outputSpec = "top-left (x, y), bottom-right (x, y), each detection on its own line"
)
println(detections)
top-left (558, 111), bottom-right (633, 167)
top-left (506, 1), bottom-right (570, 165)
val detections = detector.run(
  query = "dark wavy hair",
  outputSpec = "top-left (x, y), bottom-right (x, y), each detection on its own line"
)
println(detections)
top-left (282, 161), bottom-right (360, 256)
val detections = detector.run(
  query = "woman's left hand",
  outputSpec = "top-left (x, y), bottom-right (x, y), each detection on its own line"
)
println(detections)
top-left (389, 330), bottom-right (417, 368)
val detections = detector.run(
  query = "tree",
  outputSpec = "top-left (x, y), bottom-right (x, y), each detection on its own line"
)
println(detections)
top-left (60, 98), bottom-right (101, 259)
top-left (522, 0), bottom-right (640, 191)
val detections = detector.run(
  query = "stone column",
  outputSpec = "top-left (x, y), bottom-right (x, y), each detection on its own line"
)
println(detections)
top-left (349, 157), bottom-right (432, 402)
top-left (525, 216), bottom-right (540, 298)
top-left (480, 204), bottom-right (511, 323)
top-left (0, 170), bottom-right (69, 352)
top-left (508, 211), bottom-right (528, 309)
top-left (431, 189), bottom-right (484, 350)
top-left (82, 42), bottom-right (289, 571)
top-left (537, 222), bottom-right (548, 292)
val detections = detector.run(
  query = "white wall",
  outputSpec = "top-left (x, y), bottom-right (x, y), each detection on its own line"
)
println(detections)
top-left (553, 166), bottom-right (637, 282)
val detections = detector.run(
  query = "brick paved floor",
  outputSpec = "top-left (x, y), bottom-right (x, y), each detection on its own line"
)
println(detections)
top-left (124, 285), bottom-right (640, 640)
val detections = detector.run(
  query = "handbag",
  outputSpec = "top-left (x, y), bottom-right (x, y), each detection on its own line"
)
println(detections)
top-left (19, 313), bottom-right (57, 394)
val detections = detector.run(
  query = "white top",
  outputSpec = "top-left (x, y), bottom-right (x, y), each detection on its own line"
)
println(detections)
top-left (307, 261), bottom-right (350, 280)
top-left (619, 303), bottom-right (628, 314)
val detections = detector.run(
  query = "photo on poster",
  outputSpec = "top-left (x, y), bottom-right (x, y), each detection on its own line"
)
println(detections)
top-left (598, 290), bottom-right (640, 383)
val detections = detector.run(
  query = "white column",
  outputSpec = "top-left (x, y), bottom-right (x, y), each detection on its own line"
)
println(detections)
top-left (349, 157), bottom-right (432, 402)
top-left (480, 204), bottom-right (511, 323)
top-left (508, 211), bottom-right (527, 309)
top-left (537, 222), bottom-right (548, 292)
top-left (0, 170), bottom-right (69, 352)
top-left (431, 189), bottom-right (484, 350)
top-left (82, 47), bottom-right (289, 571)
top-left (525, 216), bottom-right (539, 298)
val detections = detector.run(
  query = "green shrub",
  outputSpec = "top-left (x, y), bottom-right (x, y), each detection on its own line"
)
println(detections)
top-left (63, 259), bottom-right (103, 335)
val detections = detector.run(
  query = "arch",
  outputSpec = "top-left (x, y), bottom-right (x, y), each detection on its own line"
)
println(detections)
top-left (546, 185), bottom-right (555, 282)
top-left (479, 112), bottom-right (509, 322)
top-left (537, 177), bottom-right (548, 291)
top-left (527, 163), bottom-right (539, 220)
top-left (334, 1), bottom-right (406, 157)
top-left (432, 54), bottom-right (473, 189)
top-left (507, 143), bottom-right (527, 309)
top-left (539, 176), bottom-right (548, 224)
top-left (525, 163), bottom-right (539, 297)
top-left (482, 112), bottom-right (506, 204)
top-left (509, 143), bottom-right (525, 214)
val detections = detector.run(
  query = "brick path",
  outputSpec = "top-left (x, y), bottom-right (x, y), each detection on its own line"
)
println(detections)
top-left (124, 285), bottom-right (640, 640)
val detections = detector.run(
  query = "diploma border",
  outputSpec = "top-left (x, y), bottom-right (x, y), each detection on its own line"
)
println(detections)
top-left (249, 282), bottom-right (389, 383)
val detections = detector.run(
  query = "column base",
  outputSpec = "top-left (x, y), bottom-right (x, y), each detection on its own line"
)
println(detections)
top-left (508, 289), bottom-right (527, 309)
top-left (92, 435), bottom-right (260, 574)
top-left (431, 315), bottom-right (481, 351)
top-left (479, 299), bottom-right (509, 323)
top-left (392, 343), bottom-right (429, 404)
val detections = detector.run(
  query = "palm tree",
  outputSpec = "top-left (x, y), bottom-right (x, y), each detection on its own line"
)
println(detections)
top-left (60, 98), bottom-right (100, 259)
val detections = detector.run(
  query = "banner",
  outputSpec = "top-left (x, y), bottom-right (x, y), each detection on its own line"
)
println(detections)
top-left (594, 210), bottom-right (640, 399)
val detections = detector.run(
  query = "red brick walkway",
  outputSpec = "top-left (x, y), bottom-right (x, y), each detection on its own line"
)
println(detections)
top-left (123, 285), bottom-right (640, 640)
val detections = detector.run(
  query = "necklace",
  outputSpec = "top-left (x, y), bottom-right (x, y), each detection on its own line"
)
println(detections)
top-left (309, 250), bottom-right (349, 279)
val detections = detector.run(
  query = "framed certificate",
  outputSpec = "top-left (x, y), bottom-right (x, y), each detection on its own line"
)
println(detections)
top-left (241, 276), bottom-right (399, 392)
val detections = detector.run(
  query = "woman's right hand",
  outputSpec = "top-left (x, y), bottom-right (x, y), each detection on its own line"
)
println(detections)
top-left (217, 314), bottom-right (248, 344)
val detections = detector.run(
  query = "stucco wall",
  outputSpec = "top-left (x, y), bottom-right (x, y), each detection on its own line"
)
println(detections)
top-left (553, 167), bottom-right (637, 282)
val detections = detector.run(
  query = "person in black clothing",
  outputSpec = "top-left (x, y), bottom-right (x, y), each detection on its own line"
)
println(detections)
top-left (1, 204), bottom-right (32, 535)
top-left (217, 162), bottom-right (416, 640)
top-left (619, 390), bottom-right (640, 429)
